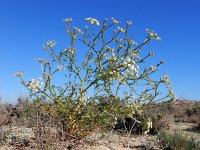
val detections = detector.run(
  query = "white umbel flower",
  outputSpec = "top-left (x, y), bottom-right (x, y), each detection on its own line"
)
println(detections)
top-left (117, 27), bottom-right (125, 32)
top-left (84, 17), bottom-right (100, 26)
top-left (111, 17), bottom-right (119, 24)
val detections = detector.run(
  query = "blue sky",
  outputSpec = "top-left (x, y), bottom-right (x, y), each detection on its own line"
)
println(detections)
top-left (0, 0), bottom-right (200, 103)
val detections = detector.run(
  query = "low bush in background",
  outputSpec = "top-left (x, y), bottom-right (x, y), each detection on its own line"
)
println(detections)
top-left (158, 130), bottom-right (200, 150)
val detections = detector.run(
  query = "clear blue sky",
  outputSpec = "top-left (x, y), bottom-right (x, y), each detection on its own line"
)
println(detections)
top-left (0, 0), bottom-right (200, 103)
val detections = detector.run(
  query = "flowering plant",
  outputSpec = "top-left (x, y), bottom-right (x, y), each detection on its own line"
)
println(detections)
top-left (16, 17), bottom-right (175, 137)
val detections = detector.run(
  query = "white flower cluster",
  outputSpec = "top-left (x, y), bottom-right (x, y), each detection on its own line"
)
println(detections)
top-left (150, 65), bottom-right (156, 72)
top-left (64, 18), bottom-right (73, 23)
top-left (169, 90), bottom-right (176, 99)
top-left (126, 38), bottom-right (137, 45)
top-left (106, 55), bottom-right (117, 62)
top-left (160, 74), bottom-right (176, 99)
top-left (126, 21), bottom-right (133, 26)
top-left (111, 17), bottom-right (119, 24)
top-left (43, 40), bottom-right (57, 50)
top-left (84, 17), bottom-right (100, 26)
top-left (15, 71), bottom-right (23, 77)
top-left (57, 65), bottom-right (62, 70)
top-left (161, 74), bottom-right (170, 83)
top-left (106, 46), bottom-right (114, 53)
top-left (103, 53), bottom-right (139, 83)
top-left (27, 77), bottom-right (43, 92)
top-left (145, 29), bottom-right (161, 41)
top-left (107, 69), bottom-right (125, 83)
top-left (104, 47), bottom-right (117, 61)
top-left (117, 27), bottom-right (126, 32)
top-left (64, 47), bottom-right (75, 56)
top-left (74, 27), bottom-right (83, 34)
top-left (122, 57), bottom-right (139, 77)
top-left (36, 58), bottom-right (48, 63)
top-left (129, 51), bottom-right (139, 58)
top-left (149, 51), bottom-right (154, 56)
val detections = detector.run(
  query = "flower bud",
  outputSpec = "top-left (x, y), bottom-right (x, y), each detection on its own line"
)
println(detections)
top-left (149, 51), bottom-right (154, 56)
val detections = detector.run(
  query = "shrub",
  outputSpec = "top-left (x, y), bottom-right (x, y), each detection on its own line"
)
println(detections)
top-left (185, 106), bottom-right (200, 117)
top-left (173, 106), bottom-right (200, 123)
top-left (16, 17), bottom-right (175, 138)
top-left (192, 119), bottom-right (200, 132)
top-left (158, 130), bottom-right (200, 150)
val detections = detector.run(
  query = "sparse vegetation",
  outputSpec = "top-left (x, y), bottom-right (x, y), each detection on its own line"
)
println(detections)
top-left (1, 98), bottom-right (200, 149)
top-left (158, 130), bottom-right (200, 150)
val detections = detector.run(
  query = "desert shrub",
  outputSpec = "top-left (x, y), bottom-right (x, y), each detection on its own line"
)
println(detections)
top-left (192, 119), bottom-right (200, 132)
top-left (0, 103), bottom-right (16, 126)
top-left (173, 106), bottom-right (200, 123)
top-left (16, 17), bottom-right (175, 138)
top-left (183, 106), bottom-right (200, 123)
top-left (185, 106), bottom-right (200, 117)
top-left (158, 130), bottom-right (200, 150)
top-left (188, 115), bottom-right (200, 123)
